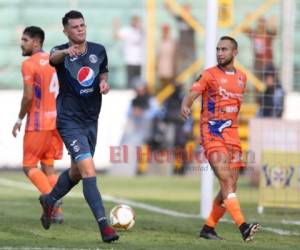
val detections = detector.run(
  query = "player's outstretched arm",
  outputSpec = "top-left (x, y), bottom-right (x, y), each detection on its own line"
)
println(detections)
top-left (180, 90), bottom-right (200, 120)
top-left (50, 45), bottom-right (80, 65)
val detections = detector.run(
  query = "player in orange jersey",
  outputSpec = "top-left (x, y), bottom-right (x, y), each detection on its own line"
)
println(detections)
top-left (12, 26), bottom-right (63, 223)
top-left (181, 36), bottom-right (260, 242)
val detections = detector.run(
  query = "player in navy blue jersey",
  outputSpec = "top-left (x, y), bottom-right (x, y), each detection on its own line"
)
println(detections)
top-left (38, 10), bottom-right (119, 243)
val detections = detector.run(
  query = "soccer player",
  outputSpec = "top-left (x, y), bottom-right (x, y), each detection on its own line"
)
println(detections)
top-left (181, 36), bottom-right (260, 242)
top-left (12, 26), bottom-right (63, 223)
top-left (38, 11), bottom-right (119, 243)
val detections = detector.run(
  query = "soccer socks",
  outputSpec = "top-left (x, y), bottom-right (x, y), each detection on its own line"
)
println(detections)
top-left (82, 177), bottom-right (108, 230)
top-left (27, 168), bottom-right (52, 194)
top-left (224, 193), bottom-right (245, 226)
top-left (206, 199), bottom-right (226, 228)
top-left (46, 169), bottom-right (78, 206)
top-left (47, 174), bottom-right (58, 187)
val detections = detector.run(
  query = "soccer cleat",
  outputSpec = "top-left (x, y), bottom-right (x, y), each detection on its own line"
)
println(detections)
top-left (52, 199), bottom-right (64, 224)
top-left (199, 225), bottom-right (223, 240)
top-left (240, 223), bottom-right (260, 242)
top-left (101, 226), bottom-right (119, 243)
top-left (39, 195), bottom-right (54, 230)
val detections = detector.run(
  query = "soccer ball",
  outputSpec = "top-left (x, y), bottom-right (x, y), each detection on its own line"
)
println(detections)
top-left (109, 204), bottom-right (135, 230)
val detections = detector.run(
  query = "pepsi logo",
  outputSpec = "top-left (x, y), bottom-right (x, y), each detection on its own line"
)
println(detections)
top-left (77, 67), bottom-right (95, 87)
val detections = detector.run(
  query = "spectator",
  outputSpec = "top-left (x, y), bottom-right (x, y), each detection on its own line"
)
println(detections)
top-left (121, 79), bottom-right (158, 174)
top-left (162, 84), bottom-right (190, 174)
top-left (243, 16), bottom-right (277, 80)
top-left (113, 16), bottom-right (144, 88)
top-left (157, 24), bottom-right (176, 90)
top-left (259, 69), bottom-right (284, 118)
top-left (166, 3), bottom-right (196, 75)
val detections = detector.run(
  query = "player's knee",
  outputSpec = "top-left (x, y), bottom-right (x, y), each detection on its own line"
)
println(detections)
top-left (209, 151), bottom-right (228, 166)
top-left (69, 169), bottom-right (82, 182)
top-left (219, 175), bottom-right (235, 189)
top-left (22, 166), bottom-right (36, 176)
top-left (76, 157), bottom-right (96, 178)
top-left (41, 165), bottom-right (55, 176)
top-left (80, 169), bottom-right (96, 178)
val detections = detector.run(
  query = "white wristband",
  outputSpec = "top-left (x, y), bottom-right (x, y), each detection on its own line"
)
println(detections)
top-left (16, 118), bottom-right (22, 125)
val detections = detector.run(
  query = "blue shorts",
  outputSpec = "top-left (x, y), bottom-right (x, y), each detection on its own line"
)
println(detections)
top-left (58, 123), bottom-right (98, 163)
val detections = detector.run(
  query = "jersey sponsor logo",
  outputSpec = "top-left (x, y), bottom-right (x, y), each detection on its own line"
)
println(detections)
top-left (77, 67), bottom-right (95, 87)
top-left (89, 54), bottom-right (98, 63)
top-left (221, 105), bottom-right (238, 113)
top-left (80, 87), bottom-right (94, 94)
top-left (219, 86), bottom-right (243, 101)
top-left (208, 119), bottom-right (232, 138)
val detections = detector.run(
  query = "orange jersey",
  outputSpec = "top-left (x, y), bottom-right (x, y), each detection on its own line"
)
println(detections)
top-left (191, 66), bottom-right (247, 146)
top-left (21, 52), bottom-right (59, 131)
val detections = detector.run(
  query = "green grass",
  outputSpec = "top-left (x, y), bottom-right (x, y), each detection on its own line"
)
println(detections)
top-left (0, 171), bottom-right (299, 250)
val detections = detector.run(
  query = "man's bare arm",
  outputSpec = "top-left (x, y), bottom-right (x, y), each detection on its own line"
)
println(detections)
top-left (99, 73), bottom-right (110, 94)
top-left (180, 90), bottom-right (200, 120)
top-left (50, 45), bottom-right (80, 65)
top-left (12, 84), bottom-right (33, 137)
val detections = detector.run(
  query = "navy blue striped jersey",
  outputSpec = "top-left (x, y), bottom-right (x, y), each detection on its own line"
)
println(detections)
top-left (50, 42), bottom-right (108, 127)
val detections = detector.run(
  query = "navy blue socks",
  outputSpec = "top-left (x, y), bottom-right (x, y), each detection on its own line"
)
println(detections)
top-left (46, 169), bottom-right (78, 206)
top-left (82, 176), bottom-right (108, 230)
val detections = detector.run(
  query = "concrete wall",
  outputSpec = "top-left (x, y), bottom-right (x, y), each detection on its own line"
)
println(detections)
top-left (0, 90), bottom-right (134, 170)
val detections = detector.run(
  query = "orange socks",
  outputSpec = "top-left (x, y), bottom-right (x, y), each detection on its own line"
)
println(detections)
top-left (27, 168), bottom-right (52, 194)
top-left (47, 174), bottom-right (58, 187)
top-left (206, 200), bottom-right (226, 228)
top-left (224, 194), bottom-right (245, 226)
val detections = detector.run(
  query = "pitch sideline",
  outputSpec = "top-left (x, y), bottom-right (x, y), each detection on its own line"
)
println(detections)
top-left (0, 177), bottom-right (298, 237)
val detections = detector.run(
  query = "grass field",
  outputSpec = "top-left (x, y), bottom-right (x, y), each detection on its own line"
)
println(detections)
top-left (0, 171), bottom-right (299, 250)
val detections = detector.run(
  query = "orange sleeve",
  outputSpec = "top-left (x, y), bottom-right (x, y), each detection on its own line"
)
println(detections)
top-left (241, 71), bottom-right (247, 93)
top-left (190, 71), bottom-right (211, 93)
top-left (21, 61), bottom-right (35, 85)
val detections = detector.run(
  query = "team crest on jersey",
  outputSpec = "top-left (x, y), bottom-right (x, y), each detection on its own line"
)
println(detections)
top-left (77, 67), bottom-right (95, 87)
top-left (89, 54), bottom-right (98, 63)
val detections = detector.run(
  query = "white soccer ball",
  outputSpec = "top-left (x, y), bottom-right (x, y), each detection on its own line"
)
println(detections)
top-left (109, 204), bottom-right (136, 230)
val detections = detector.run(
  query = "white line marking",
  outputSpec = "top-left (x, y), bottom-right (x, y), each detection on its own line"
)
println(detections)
top-left (263, 227), bottom-right (300, 236)
top-left (282, 219), bottom-right (300, 225)
top-left (0, 178), bottom-right (299, 236)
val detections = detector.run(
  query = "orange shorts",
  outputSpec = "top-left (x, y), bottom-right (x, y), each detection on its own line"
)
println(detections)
top-left (203, 141), bottom-right (245, 168)
top-left (23, 130), bottom-right (63, 167)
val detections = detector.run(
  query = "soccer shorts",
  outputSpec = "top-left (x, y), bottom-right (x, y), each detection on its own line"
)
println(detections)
top-left (203, 141), bottom-right (245, 168)
top-left (58, 122), bottom-right (97, 163)
top-left (23, 130), bottom-right (63, 167)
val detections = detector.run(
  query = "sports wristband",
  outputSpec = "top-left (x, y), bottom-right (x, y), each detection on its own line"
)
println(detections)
top-left (16, 118), bottom-right (22, 125)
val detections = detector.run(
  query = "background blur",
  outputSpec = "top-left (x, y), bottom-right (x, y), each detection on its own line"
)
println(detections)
top-left (0, 0), bottom-right (300, 212)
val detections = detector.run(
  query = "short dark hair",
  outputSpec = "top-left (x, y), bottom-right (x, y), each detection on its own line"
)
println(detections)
top-left (23, 26), bottom-right (45, 45)
top-left (220, 36), bottom-right (238, 49)
top-left (62, 10), bottom-right (84, 26)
